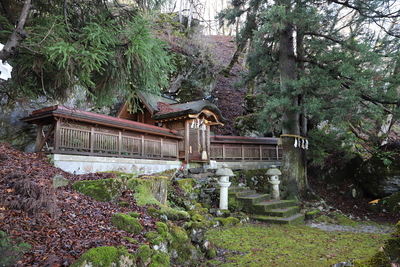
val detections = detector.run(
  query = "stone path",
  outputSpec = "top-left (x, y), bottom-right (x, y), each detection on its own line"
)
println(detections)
top-left (306, 222), bottom-right (395, 234)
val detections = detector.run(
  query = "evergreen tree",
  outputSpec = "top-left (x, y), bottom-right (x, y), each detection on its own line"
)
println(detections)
top-left (0, 0), bottom-right (174, 106)
top-left (219, 0), bottom-right (400, 198)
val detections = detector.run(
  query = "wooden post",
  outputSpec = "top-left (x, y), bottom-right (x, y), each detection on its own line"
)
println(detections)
top-left (54, 119), bottom-right (61, 151)
top-left (160, 137), bottom-right (163, 158)
top-left (206, 124), bottom-right (211, 160)
top-left (36, 123), bottom-right (43, 152)
top-left (185, 120), bottom-right (190, 163)
top-left (118, 131), bottom-right (122, 155)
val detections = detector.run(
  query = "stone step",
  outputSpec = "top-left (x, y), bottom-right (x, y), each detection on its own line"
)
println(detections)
top-left (236, 193), bottom-right (270, 205)
top-left (263, 206), bottom-right (300, 217)
top-left (249, 213), bottom-right (305, 225)
top-left (252, 199), bottom-right (296, 214)
top-left (229, 189), bottom-right (257, 197)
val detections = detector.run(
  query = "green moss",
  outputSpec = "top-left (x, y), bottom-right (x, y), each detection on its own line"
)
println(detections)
top-left (313, 214), bottom-right (336, 224)
top-left (353, 222), bottom-right (400, 267)
top-left (334, 214), bottom-right (360, 227)
top-left (215, 217), bottom-right (240, 226)
top-left (166, 221), bottom-right (201, 265)
top-left (191, 213), bottom-right (205, 222)
top-left (206, 249), bottom-right (217, 259)
top-left (122, 236), bottom-right (139, 244)
top-left (111, 213), bottom-right (143, 234)
top-left (150, 251), bottom-right (170, 267)
top-left (305, 209), bottom-right (320, 220)
top-left (156, 221), bottom-right (168, 236)
top-left (185, 220), bottom-right (218, 231)
top-left (147, 206), bottom-right (190, 221)
top-left (71, 246), bottom-right (136, 267)
top-left (176, 178), bottom-right (194, 193)
top-left (126, 177), bottom-right (166, 206)
top-left (228, 193), bottom-right (245, 212)
top-left (206, 224), bottom-right (389, 266)
top-left (354, 251), bottom-right (391, 267)
top-left (129, 212), bottom-right (140, 218)
top-left (220, 210), bottom-right (231, 218)
top-left (136, 245), bottom-right (152, 264)
top-left (72, 178), bottom-right (125, 202)
top-left (168, 222), bottom-right (189, 243)
top-left (145, 231), bottom-right (164, 246)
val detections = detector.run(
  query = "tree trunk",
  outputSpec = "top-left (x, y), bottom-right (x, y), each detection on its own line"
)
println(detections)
top-left (278, 1), bottom-right (308, 199)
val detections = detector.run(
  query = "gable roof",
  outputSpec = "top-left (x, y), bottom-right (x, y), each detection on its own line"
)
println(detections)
top-left (153, 99), bottom-right (228, 125)
top-left (133, 91), bottom-right (227, 125)
top-left (137, 91), bottom-right (178, 115)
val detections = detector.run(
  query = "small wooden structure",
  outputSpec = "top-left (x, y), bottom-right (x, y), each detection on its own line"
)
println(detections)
top-left (21, 92), bottom-right (281, 164)
top-left (117, 92), bottom-right (227, 162)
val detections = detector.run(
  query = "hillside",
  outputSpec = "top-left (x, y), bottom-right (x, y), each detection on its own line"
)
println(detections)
top-left (0, 142), bottom-right (161, 266)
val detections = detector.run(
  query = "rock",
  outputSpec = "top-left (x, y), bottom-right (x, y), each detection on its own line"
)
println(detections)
top-left (70, 246), bottom-right (136, 267)
top-left (52, 174), bottom-right (70, 188)
top-left (368, 191), bottom-right (400, 213)
top-left (358, 155), bottom-right (400, 198)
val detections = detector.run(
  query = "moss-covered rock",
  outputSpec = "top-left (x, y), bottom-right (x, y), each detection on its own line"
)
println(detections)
top-left (368, 192), bottom-right (400, 214)
top-left (72, 178), bottom-right (126, 202)
top-left (235, 169), bottom-right (270, 192)
top-left (167, 221), bottom-right (202, 265)
top-left (214, 216), bottom-right (241, 226)
top-left (176, 178), bottom-right (195, 194)
top-left (358, 154), bottom-right (400, 198)
top-left (111, 213), bottom-right (143, 234)
top-left (126, 177), bottom-right (167, 206)
top-left (305, 209), bottom-right (321, 220)
top-left (70, 246), bottom-right (136, 267)
top-left (136, 244), bottom-right (171, 267)
top-left (145, 231), bottom-right (164, 246)
top-left (150, 251), bottom-right (170, 267)
top-left (147, 206), bottom-right (190, 221)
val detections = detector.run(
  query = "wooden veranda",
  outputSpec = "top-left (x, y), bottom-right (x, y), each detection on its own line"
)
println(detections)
top-left (21, 105), bottom-right (281, 163)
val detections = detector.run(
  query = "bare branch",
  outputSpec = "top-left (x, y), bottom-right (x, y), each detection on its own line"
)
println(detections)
top-left (0, 0), bottom-right (32, 61)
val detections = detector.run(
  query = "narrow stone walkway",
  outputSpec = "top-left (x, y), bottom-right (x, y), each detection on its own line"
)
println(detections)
top-left (306, 222), bottom-right (394, 234)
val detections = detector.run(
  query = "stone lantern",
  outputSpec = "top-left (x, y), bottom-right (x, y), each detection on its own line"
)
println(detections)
top-left (266, 165), bottom-right (281, 200)
top-left (216, 164), bottom-right (234, 210)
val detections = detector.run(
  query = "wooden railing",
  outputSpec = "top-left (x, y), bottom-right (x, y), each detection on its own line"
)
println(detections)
top-left (52, 120), bottom-right (180, 160)
top-left (210, 136), bottom-right (281, 161)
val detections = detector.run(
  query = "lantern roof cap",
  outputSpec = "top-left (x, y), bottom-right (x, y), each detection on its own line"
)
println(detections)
top-left (216, 164), bottom-right (234, 176)
top-left (266, 165), bottom-right (281, 176)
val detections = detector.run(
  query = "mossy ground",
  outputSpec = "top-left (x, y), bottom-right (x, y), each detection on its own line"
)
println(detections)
top-left (205, 223), bottom-right (390, 266)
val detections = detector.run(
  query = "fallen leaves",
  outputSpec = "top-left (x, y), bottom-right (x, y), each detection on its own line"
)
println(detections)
top-left (0, 142), bottom-right (160, 266)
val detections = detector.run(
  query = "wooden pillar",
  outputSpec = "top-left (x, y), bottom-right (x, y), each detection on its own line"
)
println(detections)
top-left (54, 119), bottom-right (61, 151)
top-left (36, 123), bottom-right (43, 152)
top-left (206, 124), bottom-right (211, 160)
top-left (185, 119), bottom-right (190, 163)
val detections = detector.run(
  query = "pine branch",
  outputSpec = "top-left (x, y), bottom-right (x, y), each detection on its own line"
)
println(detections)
top-left (328, 0), bottom-right (400, 19)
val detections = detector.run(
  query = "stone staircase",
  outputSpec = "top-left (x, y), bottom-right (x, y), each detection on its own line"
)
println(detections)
top-left (229, 186), bottom-right (305, 225)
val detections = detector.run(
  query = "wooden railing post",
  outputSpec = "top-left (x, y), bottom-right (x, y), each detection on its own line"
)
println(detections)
top-left (90, 126), bottom-right (94, 153)
top-left (118, 131), bottom-right (122, 155)
top-left (160, 137), bottom-right (163, 158)
top-left (141, 135), bottom-right (145, 157)
top-left (55, 119), bottom-right (61, 152)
